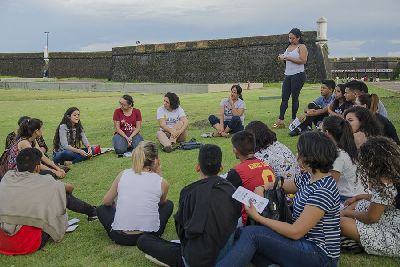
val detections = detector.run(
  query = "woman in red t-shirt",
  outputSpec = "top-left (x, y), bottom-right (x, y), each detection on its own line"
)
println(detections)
top-left (112, 95), bottom-right (144, 155)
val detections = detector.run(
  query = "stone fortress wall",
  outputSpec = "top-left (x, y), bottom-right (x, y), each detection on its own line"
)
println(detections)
top-left (0, 32), bottom-right (330, 83)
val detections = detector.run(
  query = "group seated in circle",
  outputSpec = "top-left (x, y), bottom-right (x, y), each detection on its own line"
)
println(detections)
top-left (0, 81), bottom-right (399, 264)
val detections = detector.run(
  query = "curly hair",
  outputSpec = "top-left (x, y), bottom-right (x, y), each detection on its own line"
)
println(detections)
top-left (344, 106), bottom-right (382, 137)
top-left (245, 121), bottom-right (277, 151)
top-left (357, 136), bottom-right (400, 204)
top-left (164, 92), bottom-right (180, 110)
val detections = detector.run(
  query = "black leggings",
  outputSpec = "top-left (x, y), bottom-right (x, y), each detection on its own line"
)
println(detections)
top-left (97, 200), bottom-right (174, 246)
top-left (279, 72), bottom-right (306, 120)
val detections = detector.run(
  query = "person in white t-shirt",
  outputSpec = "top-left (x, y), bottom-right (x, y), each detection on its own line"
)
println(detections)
top-left (321, 116), bottom-right (364, 202)
top-left (208, 85), bottom-right (246, 137)
top-left (156, 92), bottom-right (188, 152)
top-left (96, 141), bottom-right (173, 246)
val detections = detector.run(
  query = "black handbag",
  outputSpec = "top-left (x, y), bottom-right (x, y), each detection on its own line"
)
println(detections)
top-left (248, 176), bottom-right (292, 224)
top-left (178, 138), bottom-right (202, 150)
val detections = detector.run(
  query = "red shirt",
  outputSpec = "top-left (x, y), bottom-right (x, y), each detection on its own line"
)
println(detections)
top-left (227, 158), bottom-right (276, 224)
top-left (113, 108), bottom-right (142, 136)
top-left (0, 225), bottom-right (42, 255)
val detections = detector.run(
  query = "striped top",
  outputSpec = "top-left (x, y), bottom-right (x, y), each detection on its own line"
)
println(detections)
top-left (293, 173), bottom-right (341, 259)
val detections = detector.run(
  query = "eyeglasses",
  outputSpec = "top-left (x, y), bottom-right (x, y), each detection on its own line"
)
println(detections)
top-left (119, 102), bottom-right (131, 107)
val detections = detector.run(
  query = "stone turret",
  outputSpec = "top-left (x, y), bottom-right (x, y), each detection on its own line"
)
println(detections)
top-left (316, 17), bottom-right (328, 45)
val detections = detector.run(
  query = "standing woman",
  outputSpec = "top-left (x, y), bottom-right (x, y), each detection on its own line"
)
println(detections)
top-left (53, 107), bottom-right (94, 165)
top-left (274, 28), bottom-right (308, 129)
top-left (97, 141), bottom-right (173, 246)
top-left (112, 95), bottom-right (144, 155)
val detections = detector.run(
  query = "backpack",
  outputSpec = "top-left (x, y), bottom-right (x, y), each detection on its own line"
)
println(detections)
top-left (247, 176), bottom-right (292, 225)
top-left (178, 138), bottom-right (202, 150)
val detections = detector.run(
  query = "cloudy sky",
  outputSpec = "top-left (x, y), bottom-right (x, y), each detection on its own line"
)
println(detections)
top-left (1, 0), bottom-right (399, 57)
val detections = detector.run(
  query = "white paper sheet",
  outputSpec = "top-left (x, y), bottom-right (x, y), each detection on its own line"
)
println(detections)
top-left (232, 186), bottom-right (269, 213)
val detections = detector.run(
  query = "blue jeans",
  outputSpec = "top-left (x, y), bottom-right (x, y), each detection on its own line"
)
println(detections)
top-left (112, 134), bottom-right (144, 155)
top-left (216, 226), bottom-right (338, 267)
top-left (53, 147), bottom-right (93, 165)
top-left (208, 115), bottom-right (244, 133)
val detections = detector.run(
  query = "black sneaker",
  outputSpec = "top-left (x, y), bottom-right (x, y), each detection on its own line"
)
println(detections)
top-left (288, 127), bottom-right (301, 137)
top-left (162, 146), bottom-right (173, 153)
top-left (87, 207), bottom-right (98, 222)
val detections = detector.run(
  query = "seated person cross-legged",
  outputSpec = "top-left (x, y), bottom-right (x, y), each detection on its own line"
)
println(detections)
top-left (156, 92), bottom-right (188, 153)
top-left (0, 148), bottom-right (97, 255)
top-left (137, 144), bottom-right (241, 267)
top-left (97, 141), bottom-right (173, 246)
top-left (112, 94), bottom-right (144, 155)
top-left (207, 84), bottom-right (246, 137)
top-left (53, 107), bottom-right (96, 165)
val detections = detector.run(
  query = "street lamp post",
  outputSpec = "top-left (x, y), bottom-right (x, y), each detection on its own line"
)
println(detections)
top-left (44, 31), bottom-right (49, 48)
top-left (43, 32), bottom-right (49, 78)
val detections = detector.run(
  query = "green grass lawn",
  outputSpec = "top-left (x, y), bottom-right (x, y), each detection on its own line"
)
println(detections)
top-left (0, 83), bottom-right (399, 266)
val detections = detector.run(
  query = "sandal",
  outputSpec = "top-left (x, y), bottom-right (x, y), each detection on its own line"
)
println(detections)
top-left (272, 122), bottom-right (285, 129)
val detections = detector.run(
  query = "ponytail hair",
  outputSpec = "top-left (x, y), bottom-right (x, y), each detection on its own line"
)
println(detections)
top-left (18, 118), bottom-right (43, 139)
top-left (358, 93), bottom-right (379, 113)
top-left (322, 116), bottom-right (358, 163)
top-left (132, 141), bottom-right (158, 174)
top-left (289, 28), bottom-right (304, 44)
top-left (231, 84), bottom-right (243, 100)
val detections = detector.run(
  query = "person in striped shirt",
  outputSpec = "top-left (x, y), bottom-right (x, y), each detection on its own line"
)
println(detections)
top-left (216, 131), bottom-right (341, 267)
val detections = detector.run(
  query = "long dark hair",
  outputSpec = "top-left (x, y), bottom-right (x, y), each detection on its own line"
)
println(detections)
top-left (18, 118), bottom-right (43, 139)
top-left (245, 121), bottom-right (277, 151)
top-left (231, 84), bottom-right (243, 100)
top-left (322, 116), bottom-right (358, 163)
top-left (289, 28), bottom-right (304, 44)
top-left (357, 93), bottom-right (379, 113)
top-left (330, 84), bottom-right (346, 111)
top-left (53, 107), bottom-right (84, 151)
top-left (357, 137), bottom-right (400, 206)
top-left (344, 106), bottom-right (382, 137)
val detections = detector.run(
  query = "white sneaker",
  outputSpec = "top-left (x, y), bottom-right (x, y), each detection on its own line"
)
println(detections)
top-left (201, 132), bottom-right (213, 138)
top-left (144, 254), bottom-right (169, 267)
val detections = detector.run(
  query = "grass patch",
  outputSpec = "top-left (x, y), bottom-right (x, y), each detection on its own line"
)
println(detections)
top-left (0, 83), bottom-right (399, 266)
